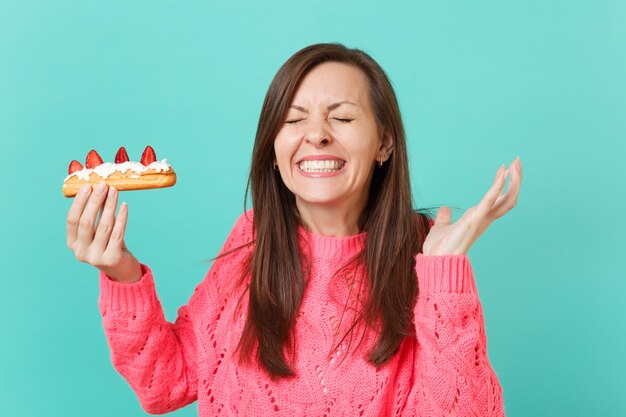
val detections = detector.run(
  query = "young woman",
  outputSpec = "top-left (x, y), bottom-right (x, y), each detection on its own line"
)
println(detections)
top-left (66, 43), bottom-right (521, 416)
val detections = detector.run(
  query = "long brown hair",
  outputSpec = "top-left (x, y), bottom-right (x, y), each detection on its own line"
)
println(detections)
top-left (238, 43), bottom-right (434, 378)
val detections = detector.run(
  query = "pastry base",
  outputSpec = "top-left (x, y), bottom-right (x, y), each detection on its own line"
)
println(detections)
top-left (62, 169), bottom-right (177, 197)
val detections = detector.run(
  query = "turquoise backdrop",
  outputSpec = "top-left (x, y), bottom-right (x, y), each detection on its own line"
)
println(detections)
top-left (1, 0), bottom-right (624, 416)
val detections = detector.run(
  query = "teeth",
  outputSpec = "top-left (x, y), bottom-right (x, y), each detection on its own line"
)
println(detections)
top-left (298, 160), bottom-right (344, 172)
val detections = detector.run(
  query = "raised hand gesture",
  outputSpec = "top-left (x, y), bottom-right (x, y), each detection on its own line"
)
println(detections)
top-left (423, 157), bottom-right (523, 256)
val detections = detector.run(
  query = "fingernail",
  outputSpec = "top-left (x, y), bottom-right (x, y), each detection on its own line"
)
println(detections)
top-left (80, 185), bottom-right (91, 195)
top-left (96, 182), bottom-right (107, 193)
top-left (108, 186), bottom-right (116, 198)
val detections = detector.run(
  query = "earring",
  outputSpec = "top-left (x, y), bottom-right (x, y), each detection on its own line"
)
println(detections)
top-left (378, 152), bottom-right (390, 167)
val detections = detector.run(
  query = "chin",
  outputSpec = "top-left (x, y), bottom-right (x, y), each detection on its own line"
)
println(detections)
top-left (295, 192), bottom-right (344, 206)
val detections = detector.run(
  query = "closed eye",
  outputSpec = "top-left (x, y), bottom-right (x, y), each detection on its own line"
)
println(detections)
top-left (333, 117), bottom-right (353, 123)
top-left (285, 119), bottom-right (304, 124)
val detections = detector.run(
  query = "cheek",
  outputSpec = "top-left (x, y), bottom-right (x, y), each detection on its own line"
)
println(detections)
top-left (275, 161), bottom-right (297, 195)
top-left (273, 136), bottom-right (288, 162)
top-left (350, 139), bottom-right (380, 165)
top-left (274, 134), bottom-right (300, 165)
top-left (346, 143), bottom-right (380, 180)
top-left (273, 138), bottom-right (296, 185)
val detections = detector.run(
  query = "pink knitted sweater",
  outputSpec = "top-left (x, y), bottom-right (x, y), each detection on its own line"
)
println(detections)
top-left (98, 210), bottom-right (505, 416)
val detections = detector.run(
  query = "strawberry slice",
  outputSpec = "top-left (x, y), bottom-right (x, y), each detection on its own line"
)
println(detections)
top-left (68, 160), bottom-right (83, 174)
top-left (85, 150), bottom-right (104, 169)
top-left (140, 145), bottom-right (156, 166)
top-left (115, 146), bottom-right (130, 163)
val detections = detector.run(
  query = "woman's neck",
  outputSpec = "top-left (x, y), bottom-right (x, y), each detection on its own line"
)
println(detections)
top-left (295, 200), bottom-right (365, 237)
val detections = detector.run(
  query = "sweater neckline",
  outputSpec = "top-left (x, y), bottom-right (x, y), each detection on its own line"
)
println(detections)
top-left (297, 224), bottom-right (367, 260)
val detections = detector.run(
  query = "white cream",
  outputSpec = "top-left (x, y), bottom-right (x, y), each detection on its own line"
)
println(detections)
top-left (64, 159), bottom-right (172, 182)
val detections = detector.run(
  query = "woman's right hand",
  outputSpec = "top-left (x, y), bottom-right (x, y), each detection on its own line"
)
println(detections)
top-left (66, 182), bottom-right (142, 284)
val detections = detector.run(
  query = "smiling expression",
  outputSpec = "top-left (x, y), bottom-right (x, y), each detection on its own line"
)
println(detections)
top-left (274, 62), bottom-right (392, 213)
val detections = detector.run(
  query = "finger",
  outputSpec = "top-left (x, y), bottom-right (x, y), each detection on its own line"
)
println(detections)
top-left (76, 182), bottom-right (110, 246)
top-left (91, 186), bottom-right (119, 255)
top-left (493, 158), bottom-right (520, 201)
top-left (104, 202), bottom-right (129, 256)
top-left (66, 185), bottom-right (93, 249)
top-left (490, 158), bottom-right (523, 218)
top-left (476, 164), bottom-right (508, 216)
top-left (434, 206), bottom-right (452, 226)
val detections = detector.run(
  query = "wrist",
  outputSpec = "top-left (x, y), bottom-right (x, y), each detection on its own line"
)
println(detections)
top-left (101, 257), bottom-right (142, 284)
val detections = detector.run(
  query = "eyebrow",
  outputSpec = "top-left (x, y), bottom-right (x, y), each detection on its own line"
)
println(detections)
top-left (289, 101), bottom-right (357, 113)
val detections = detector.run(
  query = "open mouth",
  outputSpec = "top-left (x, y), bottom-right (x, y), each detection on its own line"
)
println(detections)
top-left (297, 159), bottom-right (346, 173)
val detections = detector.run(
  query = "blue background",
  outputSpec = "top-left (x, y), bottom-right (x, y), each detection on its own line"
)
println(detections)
top-left (1, 0), bottom-right (624, 415)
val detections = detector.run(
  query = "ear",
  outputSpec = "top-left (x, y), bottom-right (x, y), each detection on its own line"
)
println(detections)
top-left (379, 130), bottom-right (394, 155)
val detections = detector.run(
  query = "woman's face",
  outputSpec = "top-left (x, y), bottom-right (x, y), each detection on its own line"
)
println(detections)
top-left (274, 62), bottom-right (391, 214)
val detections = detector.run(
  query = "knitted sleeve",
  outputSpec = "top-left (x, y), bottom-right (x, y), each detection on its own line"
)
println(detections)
top-left (407, 254), bottom-right (506, 416)
top-left (97, 211), bottom-right (254, 414)
top-left (98, 263), bottom-right (203, 413)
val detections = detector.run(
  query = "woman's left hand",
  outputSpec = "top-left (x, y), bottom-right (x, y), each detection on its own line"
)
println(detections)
top-left (422, 157), bottom-right (523, 256)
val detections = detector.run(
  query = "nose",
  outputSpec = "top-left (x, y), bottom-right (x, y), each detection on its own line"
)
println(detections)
top-left (304, 119), bottom-right (331, 147)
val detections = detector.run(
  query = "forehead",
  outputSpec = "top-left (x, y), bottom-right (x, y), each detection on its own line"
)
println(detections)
top-left (290, 62), bottom-right (369, 106)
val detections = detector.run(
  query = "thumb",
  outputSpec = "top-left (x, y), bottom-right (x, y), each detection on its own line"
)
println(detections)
top-left (434, 206), bottom-right (452, 226)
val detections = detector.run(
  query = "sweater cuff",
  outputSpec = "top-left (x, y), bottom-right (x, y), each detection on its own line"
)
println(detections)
top-left (98, 263), bottom-right (159, 316)
top-left (414, 254), bottom-right (477, 296)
